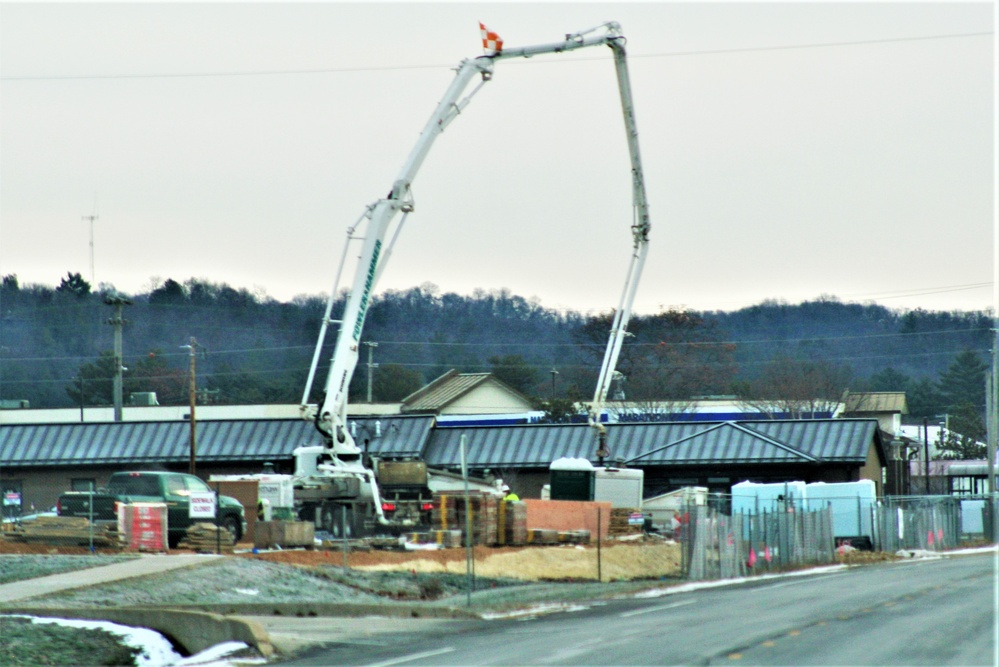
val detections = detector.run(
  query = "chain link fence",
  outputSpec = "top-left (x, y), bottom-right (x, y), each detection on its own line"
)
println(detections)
top-left (873, 495), bottom-right (997, 551)
top-left (679, 502), bottom-right (835, 581)
top-left (678, 493), bottom-right (996, 582)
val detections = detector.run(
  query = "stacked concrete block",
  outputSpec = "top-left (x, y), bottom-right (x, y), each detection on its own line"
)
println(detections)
top-left (558, 529), bottom-right (591, 544)
top-left (499, 500), bottom-right (528, 545)
top-left (527, 528), bottom-right (560, 545)
top-left (432, 492), bottom-right (500, 546)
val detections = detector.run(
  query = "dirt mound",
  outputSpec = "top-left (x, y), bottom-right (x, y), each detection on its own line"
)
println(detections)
top-left (3, 533), bottom-right (681, 582)
top-left (245, 541), bottom-right (682, 582)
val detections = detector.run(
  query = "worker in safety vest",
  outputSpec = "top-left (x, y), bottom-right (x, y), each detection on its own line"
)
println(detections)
top-left (501, 485), bottom-right (519, 502)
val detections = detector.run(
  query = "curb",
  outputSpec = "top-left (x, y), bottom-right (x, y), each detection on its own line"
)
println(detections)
top-left (3, 606), bottom-right (274, 658)
top-left (146, 601), bottom-right (484, 620)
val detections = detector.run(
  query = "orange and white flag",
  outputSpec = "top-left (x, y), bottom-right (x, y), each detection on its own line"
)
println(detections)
top-left (479, 22), bottom-right (503, 55)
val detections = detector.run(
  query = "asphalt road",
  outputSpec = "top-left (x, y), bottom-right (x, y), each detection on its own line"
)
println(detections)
top-left (280, 553), bottom-right (998, 666)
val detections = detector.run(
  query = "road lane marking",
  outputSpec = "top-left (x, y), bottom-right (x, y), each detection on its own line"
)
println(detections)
top-left (619, 599), bottom-right (696, 617)
top-left (366, 647), bottom-right (456, 666)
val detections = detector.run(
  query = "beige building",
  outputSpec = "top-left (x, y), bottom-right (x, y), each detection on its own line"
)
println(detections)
top-left (401, 370), bottom-right (535, 417)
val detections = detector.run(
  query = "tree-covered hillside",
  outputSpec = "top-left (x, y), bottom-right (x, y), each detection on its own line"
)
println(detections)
top-left (0, 273), bottom-right (991, 432)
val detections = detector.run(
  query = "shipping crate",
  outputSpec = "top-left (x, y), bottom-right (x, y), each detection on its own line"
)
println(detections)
top-left (255, 521), bottom-right (315, 549)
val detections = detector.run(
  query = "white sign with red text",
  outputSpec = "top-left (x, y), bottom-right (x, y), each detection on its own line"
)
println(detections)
top-left (189, 491), bottom-right (217, 519)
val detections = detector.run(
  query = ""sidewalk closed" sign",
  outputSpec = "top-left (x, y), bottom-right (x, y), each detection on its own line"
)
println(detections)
top-left (189, 491), bottom-right (217, 518)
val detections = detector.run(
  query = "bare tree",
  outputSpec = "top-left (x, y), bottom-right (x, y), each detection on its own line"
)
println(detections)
top-left (738, 356), bottom-right (850, 419)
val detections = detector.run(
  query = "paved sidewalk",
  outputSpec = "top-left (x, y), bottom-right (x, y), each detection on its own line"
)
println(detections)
top-left (0, 554), bottom-right (221, 604)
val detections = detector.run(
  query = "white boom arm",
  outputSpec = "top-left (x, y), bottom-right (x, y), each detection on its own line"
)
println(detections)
top-left (302, 22), bottom-right (651, 468)
top-left (585, 30), bottom-right (652, 463)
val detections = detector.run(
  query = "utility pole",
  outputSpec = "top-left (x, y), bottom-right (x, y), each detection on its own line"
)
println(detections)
top-left (77, 377), bottom-right (85, 422)
top-left (550, 368), bottom-right (559, 402)
top-left (182, 338), bottom-right (199, 475)
top-left (363, 341), bottom-right (378, 403)
top-left (988, 315), bottom-right (997, 499)
top-left (923, 417), bottom-right (930, 495)
top-left (104, 295), bottom-right (131, 422)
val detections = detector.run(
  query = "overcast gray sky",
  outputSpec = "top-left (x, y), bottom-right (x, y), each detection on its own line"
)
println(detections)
top-left (1, 2), bottom-right (994, 315)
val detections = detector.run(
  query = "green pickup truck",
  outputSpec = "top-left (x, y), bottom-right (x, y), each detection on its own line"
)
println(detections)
top-left (57, 471), bottom-right (247, 547)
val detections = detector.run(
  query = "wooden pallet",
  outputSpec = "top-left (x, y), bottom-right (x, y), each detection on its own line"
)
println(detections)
top-left (177, 522), bottom-right (234, 553)
top-left (3, 516), bottom-right (120, 548)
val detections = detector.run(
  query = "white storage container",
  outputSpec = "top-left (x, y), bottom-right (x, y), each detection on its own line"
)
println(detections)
top-left (594, 467), bottom-right (644, 508)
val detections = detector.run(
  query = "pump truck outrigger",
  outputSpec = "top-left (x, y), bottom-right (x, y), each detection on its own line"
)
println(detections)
top-left (294, 22), bottom-right (651, 537)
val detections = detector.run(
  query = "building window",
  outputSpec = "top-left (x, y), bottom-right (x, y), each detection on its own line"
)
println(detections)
top-left (71, 479), bottom-right (96, 492)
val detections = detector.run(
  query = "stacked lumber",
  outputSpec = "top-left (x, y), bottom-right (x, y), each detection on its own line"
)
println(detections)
top-left (432, 492), bottom-right (500, 546)
top-left (177, 522), bottom-right (234, 554)
top-left (320, 538), bottom-right (371, 551)
top-left (609, 508), bottom-right (644, 536)
top-left (4, 516), bottom-right (120, 548)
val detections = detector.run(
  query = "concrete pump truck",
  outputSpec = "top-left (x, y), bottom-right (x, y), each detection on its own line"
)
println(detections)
top-left (292, 22), bottom-right (652, 537)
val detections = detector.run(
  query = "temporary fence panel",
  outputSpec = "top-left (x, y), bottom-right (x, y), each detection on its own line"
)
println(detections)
top-left (874, 496), bottom-right (961, 552)
top-left (801, 481), bottom-right (877, 544)
top-left (680, 502), bottom-right (834, 582)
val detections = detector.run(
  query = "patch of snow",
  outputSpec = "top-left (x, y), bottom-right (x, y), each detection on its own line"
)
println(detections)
top-left (8, 615), bottom-right (182, 667)
top-left (5, 615), bottom-right (261, 667)
top-left (403, 542), bottom-right (441, 551)
top-left (234, 588), bottom-right (259, 596)
top-left (480, 602), bottom-right (591, 620)
top-left (630, 564), bottom-right (849, 599)
top-left (175, 641), bottom-right (266, 666)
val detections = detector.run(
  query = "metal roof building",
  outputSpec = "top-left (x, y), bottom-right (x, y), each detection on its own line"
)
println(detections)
top-left (424, 419), bottom-right (881, 468)
top-left (0, 415), bottom-right (885, 516)
top-left (0, 416), bottom-right (435, 468)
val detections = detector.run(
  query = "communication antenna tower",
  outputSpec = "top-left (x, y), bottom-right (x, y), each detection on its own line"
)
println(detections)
top-left (82, 195), bottom-right (98, 285)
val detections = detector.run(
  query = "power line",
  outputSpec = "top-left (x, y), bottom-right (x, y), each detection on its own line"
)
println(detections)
top-left (1, 31), bottom-right (990, 82)
top-left (0, 325), bottom-right (991, 365)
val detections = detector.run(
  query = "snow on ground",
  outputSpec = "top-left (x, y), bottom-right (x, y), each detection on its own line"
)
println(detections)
top-left (6, 615), bottom-right (266, 667)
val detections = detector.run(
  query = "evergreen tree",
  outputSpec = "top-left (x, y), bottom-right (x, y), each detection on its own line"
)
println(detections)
top-left (55, 272), bottom-right (91, 298)
top-left (937, 349), bottom-right (987, 411)
top-left (66, 351), bottom-right (119, 406)
top-left (936, 403), bottom-right (986, 459)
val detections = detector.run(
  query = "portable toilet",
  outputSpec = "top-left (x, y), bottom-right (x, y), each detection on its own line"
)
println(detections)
top-left (549, 458), bottom-right (594, 501)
